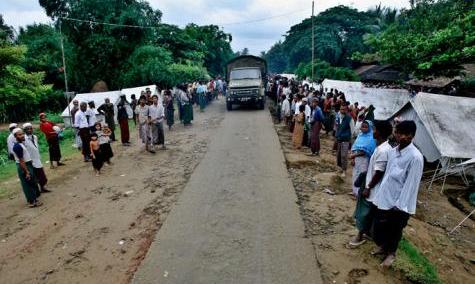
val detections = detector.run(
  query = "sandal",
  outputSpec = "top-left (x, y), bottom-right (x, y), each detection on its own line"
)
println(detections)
top-left (349, 238), bottom-right (366, 248)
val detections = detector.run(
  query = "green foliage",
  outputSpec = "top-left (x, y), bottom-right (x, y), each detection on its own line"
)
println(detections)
top-left (17, 24), bottom-right (68, 89)
top-left (394, 238), bottom-right (442, 284)
top-left (0, 42), bottom-right (60, 123)
top-left (119, 45), bottom-right (173, 88)
top-left (264, 5), bottom-right (377, 74)
top-left (365, 0), bottom-right (475, 78)
top-left (166, 63), bottom-right (210, 86)
top-left (295, 60), bottom-right (359, 81)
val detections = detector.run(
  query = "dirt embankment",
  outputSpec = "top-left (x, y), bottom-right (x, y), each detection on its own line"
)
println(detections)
top-left (0, 103), bottom-right (224, 284)
top-left (272, 121), bottom-right (474, 284)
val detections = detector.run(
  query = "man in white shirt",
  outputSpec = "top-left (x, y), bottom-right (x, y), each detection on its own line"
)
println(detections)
top-left (349, 120), bottom-right (393, 248)
top-left (23, 123), bottom-right (50, 193)
top-left (7, 123), bottom-right (18, 160)
top-left (86, 101), bottom-right (97, 132)
top-left (372, 120), bottom-right (424, 267)
top-left (149, 95), bottom-right (166, 150)
top-left (281, 95), bottom-right (291, 125)
top-left (75, 102), bottom-right (92, 161)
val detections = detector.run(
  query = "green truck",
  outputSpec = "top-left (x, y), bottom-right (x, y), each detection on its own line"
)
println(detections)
top-left (226, 55), bottom-right (267, 111)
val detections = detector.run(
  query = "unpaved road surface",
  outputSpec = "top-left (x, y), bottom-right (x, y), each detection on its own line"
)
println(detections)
top-left (133, 107), bottom-right (322, 283)
top-left (0, 102), bottom-right (224, 284)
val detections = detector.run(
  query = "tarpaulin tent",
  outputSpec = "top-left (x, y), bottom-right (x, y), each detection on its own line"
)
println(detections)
top-left (321, 79), bottom-right (410, 120)
top-left (392, 92), bottom-right (475, 162)
top-left (120, 85), bottom-right (158, 104)
top-left (61, 91), bottom-right (122, 127)
top-left (391, 93), bottom-right (475, 191)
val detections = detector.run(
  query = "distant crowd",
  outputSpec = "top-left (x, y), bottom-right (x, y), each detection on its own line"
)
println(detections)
top-left (5, 77), bottom-right (227, 207)
top-left (269, 77), bottom-right (424, 268)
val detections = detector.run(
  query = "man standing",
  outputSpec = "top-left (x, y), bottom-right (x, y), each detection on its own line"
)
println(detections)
top-left (310, 98), bottom-right (324, 155)
top-left (136, 95), bottom-right (153, 153)
top-left (23, 123), bottom-right (50, 193)
top-left (372, 121), bottom-right (423, 267)
top-left (11, 128), bottom-right (42, 207)
top-left (117, 95), bottom-right (131, 146)
top-left (335, 105), bottom-right (353, 177)
top-left (39, 113), bottom-right (63, 169)
top-left (87, 101), bottom-right (97, 133)
top-left (98, 98), bottom-right (116, 141)
top-left (75, 102), bottom-right (92, 162)
top-left (7, 123), bottom-right (18, 160)
top-left (130, 94), bottom-right (138, 126)
top-left (149, 95), bottom-right (166, 150)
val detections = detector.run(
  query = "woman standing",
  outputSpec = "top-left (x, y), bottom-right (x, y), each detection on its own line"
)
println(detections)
top-left (39, 113), bottom-right (63, 168)
top-left (350, 121), bottom-right (376, 197)
top-left (292, 105), bottom-right (306, 150)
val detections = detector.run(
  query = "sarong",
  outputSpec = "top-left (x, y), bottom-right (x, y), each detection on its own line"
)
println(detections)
top-left (92, 149), bottom-right (104, 171)
top-left (310, 121), bottom-right (322, 154)
top-left (183, 103), bottom-right (192, 125)
top-left (166, 109), bottom-right (175, 128)
top-left (47, 136), bottom-right (61, 162)
top-left (79, 128), bottom-right (91, 158)
top-left (16, 161), bottom-right (40, 204)
top-left (100, 143), bottom-right (114, 162)
top-left (119, 119), bottom-right (130, 144)
top-left (352, 155), bottom-right (369, 196)
top-left (33, 167), bottom-right (48, 189)
top-left (139, 123), bottom-right (150, 145)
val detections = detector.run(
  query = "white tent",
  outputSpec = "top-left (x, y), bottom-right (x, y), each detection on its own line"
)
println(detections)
top-left (321, 79), bottom-right (410, 120)
top-left (61, 91), bottom-right (122, 127)
top-left (392, 92), bottom-right (475, 163)
top-left (120, 85), bottom-right (159, 104)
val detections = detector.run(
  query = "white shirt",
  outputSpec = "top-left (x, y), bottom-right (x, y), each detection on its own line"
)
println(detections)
top-left (86, 108), bottom-right (97, 127)
top-left (366, 141), bottom-right (392, 203)
top-left (12, 142), bottom-right (32, 164)
top-left (24, 134), bottom-right (42, 168)
top-left (373, 143), bottom-right (424, 214)
top-left (149, 104), bottom-right (165, 123)
top-left (7, 133), bottom-right (16, 155)
top-left (304, 104), bottom-right (311, 123)
top-left (74, 110), bottom-right (89, 128)
top-left (282, 99), bottom-right (291, 116)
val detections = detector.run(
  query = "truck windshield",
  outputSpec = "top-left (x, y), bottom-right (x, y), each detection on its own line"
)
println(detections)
top-left (230, 69), bottom-right (261, 80)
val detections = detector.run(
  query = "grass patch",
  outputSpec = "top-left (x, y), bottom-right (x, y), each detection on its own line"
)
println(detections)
top-left (0, 127), bottom-right (78, 198)
top-left (394, 238), bottom-right (442, 284)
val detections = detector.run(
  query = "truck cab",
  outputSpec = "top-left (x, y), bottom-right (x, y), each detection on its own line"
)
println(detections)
top-left (226, 56), bottom-right (267, 110)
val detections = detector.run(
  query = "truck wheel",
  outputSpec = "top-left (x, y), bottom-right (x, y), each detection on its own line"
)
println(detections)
top-left (227, 102), bottom-right (232, 111)
top-left (258, 101), bottom-right (265, 110)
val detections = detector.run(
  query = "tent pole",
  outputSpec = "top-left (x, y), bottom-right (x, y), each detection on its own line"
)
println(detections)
top-left (428, 159), bottom-right (441, 191)
top-left (449, 209), bottom-right (475, 235)
top-left (440, 158), bottom-right (451, 194)
top-left (59, 19), bottom-right (72, 128)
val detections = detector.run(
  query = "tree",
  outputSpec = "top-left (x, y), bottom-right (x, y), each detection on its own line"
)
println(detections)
top-left (367, 0), bottom-right (475, 78)
top-left (17, 24), bottom-right (70, 89)
top-left (0, 15), bottom-right (14, 43)
top-left (0, 43), bottom-right (57, 122)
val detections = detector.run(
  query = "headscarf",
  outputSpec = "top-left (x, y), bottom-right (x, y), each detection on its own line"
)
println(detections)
top-left (351, 120), bottom-right (376, 157)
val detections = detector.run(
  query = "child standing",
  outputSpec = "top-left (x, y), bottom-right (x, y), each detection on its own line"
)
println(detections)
top-left (89, 133), bottom-right (103, 176)
top-left (95, 122), bottom-right (114, 165)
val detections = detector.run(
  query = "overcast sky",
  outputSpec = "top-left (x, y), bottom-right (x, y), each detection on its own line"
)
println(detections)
top-left (1, 0), bottom-right (410, 54)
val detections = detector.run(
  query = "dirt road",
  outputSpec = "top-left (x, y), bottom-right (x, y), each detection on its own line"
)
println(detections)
top-left (0, 101), bottom-right (224, 283)
top-left (133, 107), bottom-right (322, 283)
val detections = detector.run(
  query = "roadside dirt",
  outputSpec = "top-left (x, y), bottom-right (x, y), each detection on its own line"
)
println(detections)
top-left (0, 102), bottom-right (224, 284)
top-left (273, 121), bottom-right (475, 284)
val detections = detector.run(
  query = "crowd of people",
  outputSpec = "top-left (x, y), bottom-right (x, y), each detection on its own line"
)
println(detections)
top-left (271, 77), bottom-right (424, 268)
top-left (5, 77), bottom-right (226, 207)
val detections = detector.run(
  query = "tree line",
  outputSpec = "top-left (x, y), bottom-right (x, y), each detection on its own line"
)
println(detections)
top-left (263, 0), bottom-right (474, 81)
top-left (0, 0), bottom-right (235, 123)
